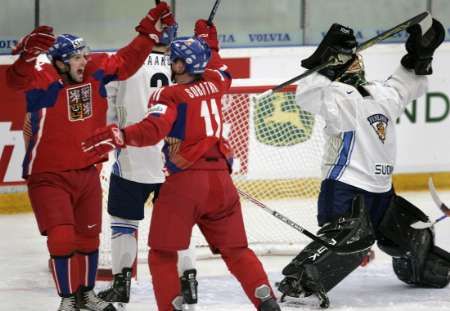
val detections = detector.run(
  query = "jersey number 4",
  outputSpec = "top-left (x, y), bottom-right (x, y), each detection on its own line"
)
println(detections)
top-left (201, 99), bottom-right (222, 138)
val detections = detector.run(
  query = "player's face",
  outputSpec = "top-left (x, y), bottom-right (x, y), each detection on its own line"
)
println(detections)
top-left (171, 59), bottom-right (185, 74)
top-left (171, 59), bottom-right (187, 82)
top-left (68, 52), bottom-right (89, 83)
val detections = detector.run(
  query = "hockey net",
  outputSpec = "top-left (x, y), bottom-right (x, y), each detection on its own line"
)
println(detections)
top-left (98, 84), bottom-right (325, 276)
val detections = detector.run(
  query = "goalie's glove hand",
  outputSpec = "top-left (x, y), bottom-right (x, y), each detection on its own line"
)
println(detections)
top-left (82, 124), bottom-right (125, 158)
top-left (401, 18), bottom-right (445, 75)
top-left (302, 23), bottom-right (357, 81)
top-left (194, 19), bottom-right (219, 51)
top-left (135, 1), bottom-right (176, 43)
top-left (13, 25), bottom-right (55, 63)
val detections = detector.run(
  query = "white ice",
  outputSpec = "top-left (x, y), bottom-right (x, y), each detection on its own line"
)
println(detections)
top-left (1, 190), bottom-right (449, 310)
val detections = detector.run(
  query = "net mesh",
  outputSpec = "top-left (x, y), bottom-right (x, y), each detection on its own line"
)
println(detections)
top-left (99, 85), bottom-right (325, 268)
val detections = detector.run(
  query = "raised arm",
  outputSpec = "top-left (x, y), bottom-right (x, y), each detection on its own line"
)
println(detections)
top-left (385, 18), bottom-right (445, 117)
top-left (6, 26), bottom-right (55, 90)
top-left (97, 1), bottom-right (176, 81)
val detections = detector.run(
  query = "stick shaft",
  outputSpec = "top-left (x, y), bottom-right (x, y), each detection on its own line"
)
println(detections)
top-left (271, 11), bottom-right (430, 93)
top-left (237, 189), bottom-right (372, 253)
top-left (207, 0), bottom-right (221, 25)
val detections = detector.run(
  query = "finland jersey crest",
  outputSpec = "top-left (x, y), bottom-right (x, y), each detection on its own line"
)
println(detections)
top-left (367, 114), bottom-right (388, 143)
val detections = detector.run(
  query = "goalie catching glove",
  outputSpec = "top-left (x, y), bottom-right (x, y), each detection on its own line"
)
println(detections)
top-left (302, 23), bottom-right (357, 81)
top-left (135, 1), bottom-right (176, 43)
top-left (82, 124), bottom-right (125, 157)
top-left (401, 18), bottom-right (445, 75)
top-left (12, 25), bottom-right (55, 63)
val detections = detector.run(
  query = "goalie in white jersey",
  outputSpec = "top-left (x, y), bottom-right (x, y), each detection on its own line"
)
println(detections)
top-left (278, 18), bottom-right (450, 308)
top-left (98, 24), bottom-right (198, 310)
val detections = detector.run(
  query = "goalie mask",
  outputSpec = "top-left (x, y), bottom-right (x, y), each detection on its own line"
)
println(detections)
top-left (337, 53), bottom-right (367, 87)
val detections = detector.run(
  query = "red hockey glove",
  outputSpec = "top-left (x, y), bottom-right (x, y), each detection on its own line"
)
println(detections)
top-left (12, 25), bottom-right (55, 63)
top-left (135, 1), bottom-right (175, 43)
top-left (194, 19), bottom-right (219, 51)
top-left (82, 124), bottom-right (125, 157)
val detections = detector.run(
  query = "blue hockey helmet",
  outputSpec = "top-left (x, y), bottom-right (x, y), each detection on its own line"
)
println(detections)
top-left (169, 37), bottom-right (211, 75)
top-left (47, 34), bottom-right (89, 63)
top-left (159, 23), bottom-right (178, 46)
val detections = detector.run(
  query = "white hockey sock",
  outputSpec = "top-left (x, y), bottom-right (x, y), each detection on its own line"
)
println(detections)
top-left (177, 242), bottom-right (196, 275)
top-left (110, 216), bottom-right (139, 275)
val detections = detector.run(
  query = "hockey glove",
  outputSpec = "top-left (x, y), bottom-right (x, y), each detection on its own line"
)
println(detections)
top-left (135, 1), bottom-right (176, 43)
top-left (194, 19), bottom-right (219, 51)
top-left (12, 25), bottom-right (55, 63)
top-left (82, 124), bottom-right (125, 157)
top-left (302, 23), bottom-right (357, 81)
top-left (401, 18), bottom-right (445, 75)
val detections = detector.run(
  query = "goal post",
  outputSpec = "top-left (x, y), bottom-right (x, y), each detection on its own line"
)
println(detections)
top-left (98, 84), bottom-right (325, 277)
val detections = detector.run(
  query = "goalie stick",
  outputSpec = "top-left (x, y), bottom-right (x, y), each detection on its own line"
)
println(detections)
top-left (411, 177), bottom-right (450, 229)
top-left (237, 189), bottom-right (374, 254)
top-left (254, 11), bottom-right (432, 101)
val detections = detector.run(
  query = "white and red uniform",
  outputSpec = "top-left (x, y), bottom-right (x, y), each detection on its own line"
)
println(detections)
top-left (107, 51), bottom-right (170, 184)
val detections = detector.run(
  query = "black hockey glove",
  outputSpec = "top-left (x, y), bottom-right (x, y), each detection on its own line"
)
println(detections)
top-left (401, 18), bottom-right (445, 75)
top-left (302, 23), bottom-right (357, 81)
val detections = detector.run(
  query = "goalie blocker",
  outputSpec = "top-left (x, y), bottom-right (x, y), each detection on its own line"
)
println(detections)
top-left (279, 194), bottom-right (450, 308)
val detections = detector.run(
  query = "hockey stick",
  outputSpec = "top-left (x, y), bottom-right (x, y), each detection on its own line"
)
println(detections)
top-left (411, 177), bottom-right (450, 229)
top-left (207, 0), bottom-right (221, 25)
top-left (255, 11), bottom-right (431, 100)
top-left (237, 189), bottom-right (373, 254)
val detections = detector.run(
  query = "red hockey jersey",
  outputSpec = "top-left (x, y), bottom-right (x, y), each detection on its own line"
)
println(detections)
top-left (6, 35), bottom-right (155, 178)
top-left (123, 51), bottom-right (233, 174)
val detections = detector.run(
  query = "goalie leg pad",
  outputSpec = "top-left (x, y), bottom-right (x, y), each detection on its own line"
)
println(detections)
top-left (377, 195), bottom-right (450, 288)
top-left (279, 195), bottom-right (375, 300)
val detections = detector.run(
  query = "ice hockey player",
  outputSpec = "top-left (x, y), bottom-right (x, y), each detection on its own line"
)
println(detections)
top-left (82, 19), bottom-right (281, 311)
top-left (6, 2), bottom-right (175, 311)
top-left (97, 19), bottom-right (199, 311)
top-left (277, 17), bottom-right (450, 308)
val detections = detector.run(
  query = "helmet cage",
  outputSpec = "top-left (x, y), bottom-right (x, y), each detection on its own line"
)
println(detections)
top-left (337, 53), bottom-right (367, 87)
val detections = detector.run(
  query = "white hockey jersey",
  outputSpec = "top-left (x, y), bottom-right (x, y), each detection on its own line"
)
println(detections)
top-left (296, 66), bottom-right (427, 193)
top-left (107, 52), bottom-right (171, 184)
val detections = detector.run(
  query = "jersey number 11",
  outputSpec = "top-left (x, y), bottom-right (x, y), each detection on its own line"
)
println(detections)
top-left (201, 99), bottom-right (222, 138)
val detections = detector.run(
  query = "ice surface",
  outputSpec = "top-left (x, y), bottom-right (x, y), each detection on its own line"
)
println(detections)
top-left (0, 190), bottom-right (449, 310)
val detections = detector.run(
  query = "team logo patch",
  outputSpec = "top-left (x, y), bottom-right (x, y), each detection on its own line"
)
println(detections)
top-left (367, 114), bottom-right (389, 143)
top-left (254, 92), bottom-right (315, 146)
top-left (148, 103), bottom-right (168, 115)
top-left (67, 84), bottom-right (92, 121)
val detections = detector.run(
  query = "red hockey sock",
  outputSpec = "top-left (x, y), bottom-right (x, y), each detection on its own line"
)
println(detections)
top-left (148, 249), bottom-right (180, 311)
top-left (75, 234), bottom-right (100, 290)
top-left (47, 225), bottom-right (81, 297)
top-left (219, 247), bottom-right (274, 307)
